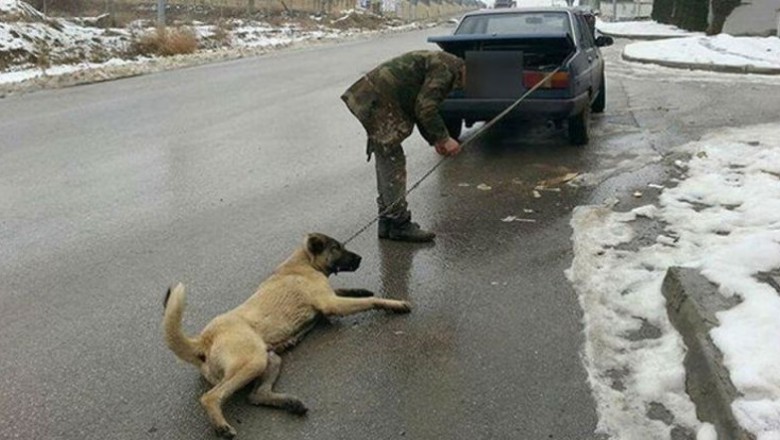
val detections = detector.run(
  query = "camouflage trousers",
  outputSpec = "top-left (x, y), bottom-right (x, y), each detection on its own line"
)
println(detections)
top-left (372, 141), bottom-right (410, 222)
top-left (342, 76), bottom-right (413, 221)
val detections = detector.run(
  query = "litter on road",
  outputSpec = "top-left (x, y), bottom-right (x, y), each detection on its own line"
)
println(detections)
top-left (501, 216), bottom-right (537, 223)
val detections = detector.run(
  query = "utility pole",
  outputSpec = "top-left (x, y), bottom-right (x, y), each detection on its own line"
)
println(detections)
top-left (157, 0), bottom-right (166, 27)
top-left (612, 0), bottom-right (617, 20)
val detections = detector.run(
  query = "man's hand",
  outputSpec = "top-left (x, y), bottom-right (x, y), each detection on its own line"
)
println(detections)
top-left (435, 137), bottom-right (462, 157)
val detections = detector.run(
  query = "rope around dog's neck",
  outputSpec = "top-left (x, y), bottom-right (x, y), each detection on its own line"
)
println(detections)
top-left (342, 66), bottom-right (563, 246)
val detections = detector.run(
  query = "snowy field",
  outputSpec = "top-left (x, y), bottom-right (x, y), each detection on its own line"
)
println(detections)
top-left (568, 124), bottom-right (780, 439)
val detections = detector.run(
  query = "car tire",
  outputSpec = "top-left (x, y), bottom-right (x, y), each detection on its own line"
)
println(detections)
top-left (568, 105), bottom-right (590, 146)
top-left (444, 117), bottom-right (463, 140)
top-left (591, 74), bottom-right (606, 113)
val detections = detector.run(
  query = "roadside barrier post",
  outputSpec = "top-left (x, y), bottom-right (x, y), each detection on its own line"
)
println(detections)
top-left (157, 0), bottom-right (166, 27)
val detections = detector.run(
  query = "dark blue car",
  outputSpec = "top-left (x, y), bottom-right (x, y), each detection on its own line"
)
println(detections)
top-left (429, 7), bottom-right (613, 145)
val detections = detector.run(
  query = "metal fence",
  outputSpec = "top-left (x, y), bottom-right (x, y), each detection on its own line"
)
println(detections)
top-left (35, 0), bottom-right (475, 21)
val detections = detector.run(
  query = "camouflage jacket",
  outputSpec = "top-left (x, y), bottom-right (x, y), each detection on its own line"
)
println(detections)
top-left (341, 50), bottom-right (464, 151)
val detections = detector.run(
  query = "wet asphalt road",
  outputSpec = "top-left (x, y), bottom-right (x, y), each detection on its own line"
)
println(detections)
top-left (3, 27), bottom-right (780, 440)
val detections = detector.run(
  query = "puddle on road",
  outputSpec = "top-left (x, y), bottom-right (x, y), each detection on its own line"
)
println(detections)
top-left (456, 113), bottom-right (663, 193)
top-left (424, 112), bottom-right (668, 232)
top-left (573, 128), bottom-right (663, 189)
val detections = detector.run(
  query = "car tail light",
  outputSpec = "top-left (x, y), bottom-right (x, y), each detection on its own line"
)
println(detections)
top-left (523, 71), bottom-right (570, 89)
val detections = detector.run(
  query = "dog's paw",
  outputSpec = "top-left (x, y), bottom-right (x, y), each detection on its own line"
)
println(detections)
top-left (215, 424), bottom-right (237, 439)
top-left (284, 399), bottom-right (309, 416)
top-left (391, 301), bottom-right (412, 314)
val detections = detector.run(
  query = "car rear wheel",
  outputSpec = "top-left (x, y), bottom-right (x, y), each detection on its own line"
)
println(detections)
top-left (591, 74), bottom-right (606, 113)
top-left (444, 117), bottom-right (463, 140)
top-left (568, 105), bottom-right (590, 146)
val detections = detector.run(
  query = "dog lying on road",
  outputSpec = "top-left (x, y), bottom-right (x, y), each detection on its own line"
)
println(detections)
top-left (163, 233), bottom-right (411, 438)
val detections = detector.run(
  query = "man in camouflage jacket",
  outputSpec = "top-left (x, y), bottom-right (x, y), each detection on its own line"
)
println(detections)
top-left (341, 50), bottom-right (465, 243)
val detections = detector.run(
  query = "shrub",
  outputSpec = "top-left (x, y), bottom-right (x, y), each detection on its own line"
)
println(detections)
top-left (129, 26), bottom-right (199, 57)
top-left (651, 0), bottom-right (673, 24)
top-left (675, 0), bottom-right (708, 32)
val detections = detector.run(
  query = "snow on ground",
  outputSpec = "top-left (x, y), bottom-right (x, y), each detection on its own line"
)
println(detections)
top-left (567, 123), bottom-right (780, 439)
top-left (596, 19), bottom-right (702, 38)
top-left (624, 34), bottom-right (780, 70)
top-left (0, 57), bottom-right (135, 84)
top-left (0, 0), bottom-right (130, 69)
top-left (0, 0), bottom-right (423, 90)
top-left (597, 18), bottom-right (780, 73)
top-left (610, 50), bottom-right (780, 88)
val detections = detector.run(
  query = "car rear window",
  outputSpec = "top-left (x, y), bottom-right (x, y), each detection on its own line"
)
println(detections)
top-left (456, 12), bottom-right (571, 36)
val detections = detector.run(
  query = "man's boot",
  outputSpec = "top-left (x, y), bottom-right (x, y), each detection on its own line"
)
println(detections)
top-left (378, 218), bottom-right (391, 239)
top-left (378, 217), bottom-right (436, 243)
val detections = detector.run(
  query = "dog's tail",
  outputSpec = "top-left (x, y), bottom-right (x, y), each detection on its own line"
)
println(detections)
top-left (163, 283), bottom-right (204, 366)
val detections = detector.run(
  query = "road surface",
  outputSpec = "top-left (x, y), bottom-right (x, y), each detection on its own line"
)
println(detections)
top-left (2, 26), bottom-right (780, 440)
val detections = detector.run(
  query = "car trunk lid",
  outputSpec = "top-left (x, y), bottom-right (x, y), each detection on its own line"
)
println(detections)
top-left (428, 33), bottom-right (575, 98)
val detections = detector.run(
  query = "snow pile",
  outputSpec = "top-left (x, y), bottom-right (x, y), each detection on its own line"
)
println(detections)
top-left (0, 0), bottom-right (130, 70)
top-left (596, 19), bottom-right (702, 38)
top-left (0, 0), bottom-right (42, 17)
top-left (568, 123), bottom-right (780, 439)
top-left (624, 34), bottom-right (780, 70)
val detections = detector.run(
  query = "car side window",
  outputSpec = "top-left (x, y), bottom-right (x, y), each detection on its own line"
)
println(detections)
top-left (576, 15), bottom-right (596, 48)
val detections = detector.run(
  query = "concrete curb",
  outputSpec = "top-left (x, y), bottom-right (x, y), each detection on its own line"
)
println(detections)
top-left (661, 267), bottom-right (756, 440)
top-left (622, 52), bottom-right (780, 75)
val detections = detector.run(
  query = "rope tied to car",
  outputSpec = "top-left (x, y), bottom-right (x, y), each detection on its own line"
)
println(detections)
top-left (342, 65), bottom-right (564, 246)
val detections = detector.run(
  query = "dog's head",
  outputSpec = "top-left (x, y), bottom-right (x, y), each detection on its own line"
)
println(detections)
top-left (304, 233), bottom-right (362, 276)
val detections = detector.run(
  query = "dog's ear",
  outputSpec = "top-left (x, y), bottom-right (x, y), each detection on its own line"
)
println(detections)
top-left (306, 234), bottom-right (326, 255)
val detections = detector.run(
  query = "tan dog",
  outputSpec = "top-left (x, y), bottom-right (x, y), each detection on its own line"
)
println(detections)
top-left (162, 233), bottom-right (411, 438)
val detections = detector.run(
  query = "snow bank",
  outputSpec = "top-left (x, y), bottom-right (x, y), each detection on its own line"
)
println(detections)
top-left (624, 34), bottom-right (780, 70)
top-left (568, 123), bottom-right (780, 439)
top-left (596, 19), bottom-right (702, 38)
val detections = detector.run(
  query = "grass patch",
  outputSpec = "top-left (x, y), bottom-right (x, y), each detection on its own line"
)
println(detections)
top-left (129, 26), bottom-right (199, 57)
